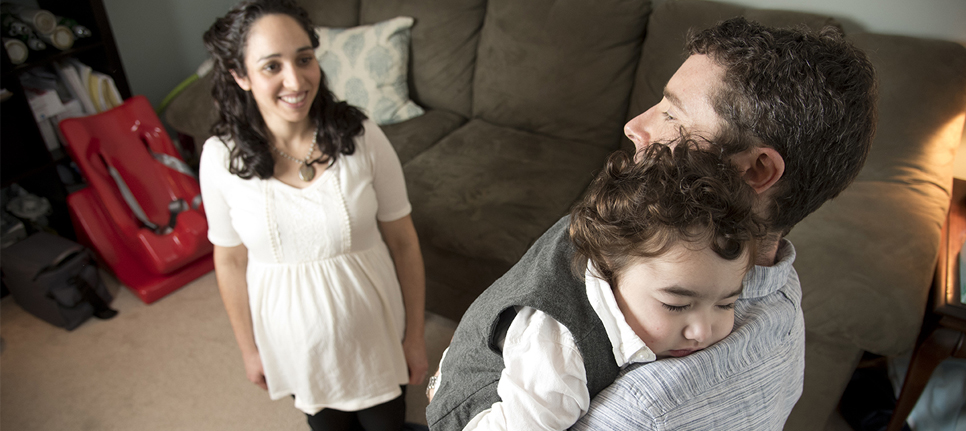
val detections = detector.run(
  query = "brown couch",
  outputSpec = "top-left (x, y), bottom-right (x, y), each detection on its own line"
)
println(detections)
top-left (164, 0), bottom-right (966, 428)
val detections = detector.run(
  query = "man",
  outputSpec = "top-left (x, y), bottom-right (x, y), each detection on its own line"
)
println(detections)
top-left (427, 17), bottom-right (877, 430)
top-left (570, 17), bottom-right (876, 429)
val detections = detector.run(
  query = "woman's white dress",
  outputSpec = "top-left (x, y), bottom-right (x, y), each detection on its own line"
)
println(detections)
top-left (199, 120), bottom-right (410, 415)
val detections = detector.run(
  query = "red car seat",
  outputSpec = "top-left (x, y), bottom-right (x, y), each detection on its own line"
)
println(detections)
top-left (60, 96), bottom-right (213, 303)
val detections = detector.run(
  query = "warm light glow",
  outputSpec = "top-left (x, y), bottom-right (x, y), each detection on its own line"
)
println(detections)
top-left (949, 112), bottom-right (966, 179)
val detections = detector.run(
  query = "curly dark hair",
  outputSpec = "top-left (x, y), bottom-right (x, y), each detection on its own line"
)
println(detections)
top-left (570, 141), bottom-right (767, 288)
top-left (203, 0), bottom-right (366, 179)
top-left (687, 17), bottom-right (878, 235)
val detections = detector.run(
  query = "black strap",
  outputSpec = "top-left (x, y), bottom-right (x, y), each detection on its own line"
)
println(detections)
top-left (68, 273), bottom-right (118, 320)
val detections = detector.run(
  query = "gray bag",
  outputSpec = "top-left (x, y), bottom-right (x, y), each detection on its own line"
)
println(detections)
top-left (1, 232), bottom-right (117, 330)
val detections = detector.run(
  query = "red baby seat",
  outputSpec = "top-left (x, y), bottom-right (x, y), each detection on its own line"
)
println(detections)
top-left (59, 96), bottom-right (214, 303)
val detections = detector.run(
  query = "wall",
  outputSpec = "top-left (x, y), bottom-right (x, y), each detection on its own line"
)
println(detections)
top-left (651, 0), bottom-right (965, 44)
top-left (101, 0), bottom-right (237, 110)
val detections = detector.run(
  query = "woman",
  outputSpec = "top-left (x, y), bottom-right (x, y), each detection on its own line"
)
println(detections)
top-left (200, 1), bottom-right (428, 429)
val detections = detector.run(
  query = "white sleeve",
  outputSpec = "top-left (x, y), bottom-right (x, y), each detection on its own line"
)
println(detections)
top-left (463, 307), bottom-right (590, 431)
top-left (363, 120), bottom-right (412, 222)
top-left (199, 137), bottom-right (242, 247)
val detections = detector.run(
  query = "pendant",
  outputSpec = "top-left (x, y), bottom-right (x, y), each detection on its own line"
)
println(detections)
top-left (298, 163), bottom-right (316, 182)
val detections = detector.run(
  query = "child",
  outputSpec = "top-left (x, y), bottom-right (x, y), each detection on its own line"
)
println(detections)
top-left (425, 141), bottom-right (766, 430)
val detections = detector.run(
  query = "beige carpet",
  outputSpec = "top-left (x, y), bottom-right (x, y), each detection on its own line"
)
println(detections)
top-left (1, 269), bottom-right (858, 431)
top-left (0, 270), bottom-right (457, 431)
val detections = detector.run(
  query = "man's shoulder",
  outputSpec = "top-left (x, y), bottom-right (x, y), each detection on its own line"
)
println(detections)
top-left (621, 304), bottom-right (799, 388)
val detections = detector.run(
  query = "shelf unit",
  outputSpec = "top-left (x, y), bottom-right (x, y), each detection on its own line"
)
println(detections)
top-left (1, 0), bottom-right (131, 238)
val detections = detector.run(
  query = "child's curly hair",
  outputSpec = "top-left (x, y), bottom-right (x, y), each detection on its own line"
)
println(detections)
top-left (570, 141), bottom-right (767, 287)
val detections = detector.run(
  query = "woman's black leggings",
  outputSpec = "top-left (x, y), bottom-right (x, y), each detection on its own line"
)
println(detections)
top-left (305, 388), bottom-right (406, 431)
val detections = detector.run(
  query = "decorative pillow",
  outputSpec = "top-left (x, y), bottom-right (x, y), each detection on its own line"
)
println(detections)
top-left (315, 17), bottom-right (425, 125)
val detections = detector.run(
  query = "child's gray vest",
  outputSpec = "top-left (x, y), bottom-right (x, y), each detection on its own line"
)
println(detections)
top-left (426, 216), bottom-right (619, 430)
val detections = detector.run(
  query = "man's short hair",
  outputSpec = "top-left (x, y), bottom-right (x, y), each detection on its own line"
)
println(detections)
top-left (687, 17), bottom-right (878, 235)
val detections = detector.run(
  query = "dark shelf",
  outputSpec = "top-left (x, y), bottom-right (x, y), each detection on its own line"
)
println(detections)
top-left (2, 39), bottom-right (106, 80)
top-left (1, 0), bottom-right (131, 239)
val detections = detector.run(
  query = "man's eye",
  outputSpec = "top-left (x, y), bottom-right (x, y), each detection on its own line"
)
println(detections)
top-left (663, 111), bottom-right (675, 121)
top-left (662, 303), bottom-right (689, 312)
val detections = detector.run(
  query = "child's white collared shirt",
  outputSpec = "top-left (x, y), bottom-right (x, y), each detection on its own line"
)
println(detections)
top-left (461, 265), bottom-right (655, 431)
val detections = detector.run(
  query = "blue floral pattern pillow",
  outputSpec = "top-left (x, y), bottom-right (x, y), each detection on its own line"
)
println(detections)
top-left (315, 17), bottom-right (425, 125)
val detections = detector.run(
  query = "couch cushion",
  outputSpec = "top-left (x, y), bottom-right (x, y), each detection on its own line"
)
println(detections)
top-left (788, 34), bottom-right (966, 356)
top-left (624, 0), bottom-right (839, 151)
top-left (403, 118), bottom-right (612, 284)
top-left (472, 0), bottom-right (651, 150)
top-left (298, 0), bottom-right (359, 28)
top-left (361, 0), bottom-right (486, 119)
top-left (380, 109), bottom-right (466, 165)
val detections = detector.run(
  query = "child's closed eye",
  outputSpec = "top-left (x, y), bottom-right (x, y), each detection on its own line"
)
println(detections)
top-left (662, 303), bottom-right (690, 312)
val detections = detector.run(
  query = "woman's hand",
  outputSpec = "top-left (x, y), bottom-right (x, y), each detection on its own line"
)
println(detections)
top-left (404, 335), bottom-right (429, 386)
top-left (243, 350), bottom-right (268, 390)
top-left (214, 244), bottom-right (265, 391)
top-left (379, 216), bottom-right (429, 386)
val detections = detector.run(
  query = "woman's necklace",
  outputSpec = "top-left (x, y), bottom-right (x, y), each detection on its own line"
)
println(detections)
top-left (271, 128), bottom-right (319, 182)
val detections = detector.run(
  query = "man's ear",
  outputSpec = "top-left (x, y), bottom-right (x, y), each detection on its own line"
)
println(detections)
top-left (230, 69), bottom-right (251, 91)
top-left (731, 147), bottom-right (785, 194)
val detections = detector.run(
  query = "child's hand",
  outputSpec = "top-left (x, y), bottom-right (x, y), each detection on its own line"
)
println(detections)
top-left (426, 367), bottom-right (441, 402)
top-left (427, 344), bottom-right (450, 402)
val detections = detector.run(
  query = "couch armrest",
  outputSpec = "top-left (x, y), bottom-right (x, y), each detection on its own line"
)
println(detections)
top-left (164, 73), bottom-right (217, 147)
top-left (788, 33), bottom-right (966, 357)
